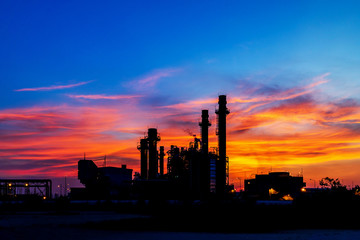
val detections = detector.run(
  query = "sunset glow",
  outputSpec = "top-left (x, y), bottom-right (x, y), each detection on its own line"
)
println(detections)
top-left (1, 1), bottom-right (360, 189)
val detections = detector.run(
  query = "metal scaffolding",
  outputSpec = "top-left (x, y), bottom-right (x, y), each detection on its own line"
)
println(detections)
top-left (0, 179), bottom-right (52, 199)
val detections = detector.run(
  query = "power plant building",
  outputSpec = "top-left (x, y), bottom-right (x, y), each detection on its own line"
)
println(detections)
top-left (76, 159), bottom-right (132, 199)
top-left (245, 172), bottom-right (305, 200)
top-left (134, 95), bottom-right (232, 199)
top-left (75, 95), bottom-right (233, 200)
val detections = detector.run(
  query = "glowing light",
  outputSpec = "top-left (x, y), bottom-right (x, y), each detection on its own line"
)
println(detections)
top-left (281, 194), bottom-right (294, 201)
top-left (301, 187), bottom-right (306, 192)
top-left (269, 188), bottom-right (278, 196)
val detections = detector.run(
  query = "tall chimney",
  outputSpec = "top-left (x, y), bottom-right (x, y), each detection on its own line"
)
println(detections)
top-left (159, 146), bottom-right (165, 176)
top-left (199, 109), bottom-right (211, 156)
top-left (147, 128), bottom-right (160, 179)
top-left (199, 109), bottom-right (212, 197)
top-left (139, 138), bottom-right (148, 179)
top-left (215, 95), bottom-right (230, 195)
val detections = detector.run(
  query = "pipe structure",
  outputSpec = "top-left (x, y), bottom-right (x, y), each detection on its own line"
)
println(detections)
top-left (199, 109), bottom-right (211, 156)
top-left (159, 146), bottom-right (165, 176)
top-left (147, 128), bottom-right (160, 179)
top-left (139, 138), bottom-right (148, 179)
top-left (199, 109), bottom-right (212, 197)
top-left (215, 95), bottom-right (230, 195)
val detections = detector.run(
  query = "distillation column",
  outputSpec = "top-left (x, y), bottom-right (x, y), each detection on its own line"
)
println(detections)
top-left (199, 109), bottom-right (212, 196)
top-left (159, 146), bottom-right (165, 176)
top-left (215, 95), bottom-right (230, 195)
top-left (199, 109), bottom-right (211, 156)
top-left (147, 128), bottom-right (160, 179)
top-left (139, 138), bottom-right (148, 179)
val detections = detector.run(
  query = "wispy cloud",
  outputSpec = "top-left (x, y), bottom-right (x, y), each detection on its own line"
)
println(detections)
top-left (14, 80), bottom-right (93, 92)
top-left (67, 94), bottom-right (142, 100)
top-left (126, 68), bottom-right (182, 91)
top-left (156, 73), bottom-right (330, 112)
top-left (231, 74), bottom-right (330, 104)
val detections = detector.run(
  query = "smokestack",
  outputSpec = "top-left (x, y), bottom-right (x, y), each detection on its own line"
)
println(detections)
top-left (199, 109), bottom-right (211, 156)
top-left (147, 128), bottom-right (160, 179)
top-left (199, 109), bottom-right (212, 197)
top-left (159, 146), bottom-right (165, 176)
top-left (139, 138), bottom-right (148, 179)
top-left (215, 95), bottom-right (230, 195)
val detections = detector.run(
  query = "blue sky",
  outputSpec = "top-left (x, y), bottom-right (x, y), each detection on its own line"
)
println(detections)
top-left (1, 1), bottom-right (360, 188)
top-left (2, 1), bottom-right (360, 108)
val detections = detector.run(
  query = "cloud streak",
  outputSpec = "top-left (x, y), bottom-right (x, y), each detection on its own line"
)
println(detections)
top-left (14, 80), bottom-right (93, 92)
top-left (231, 74), bottom-right (329, 104)
top-left (126, 68), bottom-right (182, 91)
top-left (67, 94), bottom-right (142, 100)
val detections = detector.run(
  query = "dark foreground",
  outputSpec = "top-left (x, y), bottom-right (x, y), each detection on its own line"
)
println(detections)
top-left (1, 211), bottom-right (360, 240)
top-left (1, 197), bottom-right (360, 239)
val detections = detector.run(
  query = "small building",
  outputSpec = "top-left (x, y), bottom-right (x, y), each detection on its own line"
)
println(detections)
top-left (75, 159), bottom-right (133, 199)
top-left (245, 172), bottom-right (305, 200)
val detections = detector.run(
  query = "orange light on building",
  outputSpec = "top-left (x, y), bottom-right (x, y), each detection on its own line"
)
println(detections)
top-left (281, 194), bottom-right (294, 201)
top-left (269, 188), bottom-right (278, 196)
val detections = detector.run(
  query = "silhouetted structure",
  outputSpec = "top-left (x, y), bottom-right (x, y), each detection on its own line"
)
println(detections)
top-left (147, 128), bottom-right (161, 179)
top-left (76, 94), bottom-right (234, 200)
top-left (200, 110), bottom-right (211, 156)
top-left (245, 172), bottom-right (305, 200)
top-left (215, 95), bottom-right (230, 195)
top-left (138, 128), bottom-right (161, 180)
top-left (199, 109), bottom-right (211, 196)
top-left (133, 129), bottom-right (169, 199)
top-left (159, 146), bottom-right (165, 176)
top-left (77, 159), bottom-right (132, 199)
top-left (138, 138), bottom-right (148, 179)
top-left (0, 179), bottom-right (52, 200)
top-left (133, 95), bottom-right (232, 199)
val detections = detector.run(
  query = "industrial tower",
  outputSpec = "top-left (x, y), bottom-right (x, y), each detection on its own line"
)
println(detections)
top-left (215, 95), bottom-right (230, 195)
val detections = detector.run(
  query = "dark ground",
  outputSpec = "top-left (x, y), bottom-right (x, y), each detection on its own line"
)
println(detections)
top-left (1, 196), bottom-right (360, 239)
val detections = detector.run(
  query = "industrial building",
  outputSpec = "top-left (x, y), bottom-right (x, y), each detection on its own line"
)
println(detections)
top-left (75, 95), bottom-right (232, 200)
top-left (74, 94), bottom-right (305, 201)
top-left (245, 172), bottom-right (306, 200)
top-left (75, 158), bottom-right (133, 199)
top-left (133, 95), bottom-right (232, 199)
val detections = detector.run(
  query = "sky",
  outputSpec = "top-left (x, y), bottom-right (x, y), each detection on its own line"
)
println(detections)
top-left (1, 0), bottom-right (360, 190)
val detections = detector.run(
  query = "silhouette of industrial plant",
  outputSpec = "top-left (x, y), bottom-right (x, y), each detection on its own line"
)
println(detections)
top-left (74, 95), bottom-right (305, 200)
top-left (2, 95), bottom-right (360, 232)
top-left (0, 95), bottom-right (307, 201)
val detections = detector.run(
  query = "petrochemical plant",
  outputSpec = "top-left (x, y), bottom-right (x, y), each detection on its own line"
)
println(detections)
top-left (0, 95), bottom-right (356, 233)
top-left (0, 94), bottom-right (306, 201)
top-left (75, 95), bottom-right (232, 199)
top-left (74, 95), bottom-right (305, 200)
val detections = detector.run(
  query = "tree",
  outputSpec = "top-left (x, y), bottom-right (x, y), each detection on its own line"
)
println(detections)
top-left (319, 177), bottom-right (344, 190)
